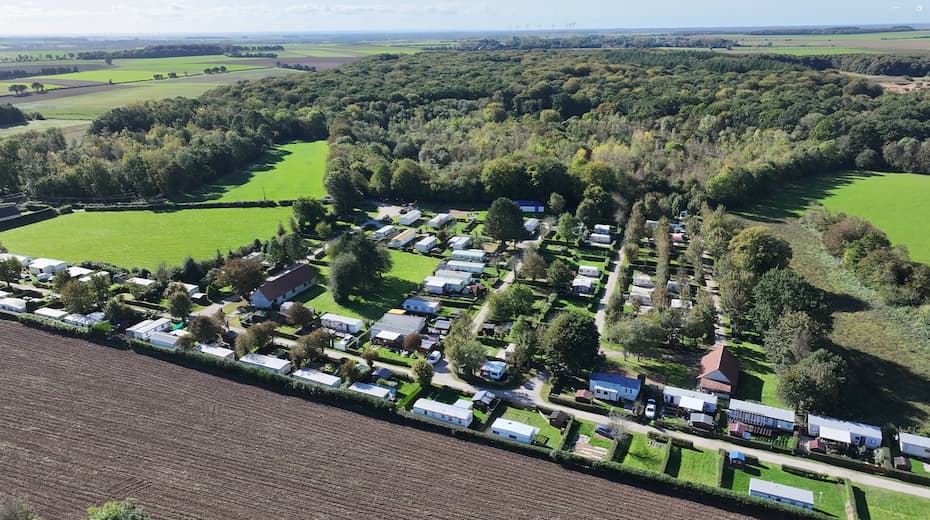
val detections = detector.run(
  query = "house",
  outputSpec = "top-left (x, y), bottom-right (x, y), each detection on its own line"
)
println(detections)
top-left (428, 213), bottom-right (452, 229)
top-left (149, 330), bottom-right (188, 349)
top-left (633, 274), bottom-right (655, 288)
top-left (239, 353), bottom-right (292, 375)
top-left (572, 276), bottom-right (596, 295)
top-left (0, 297), bottom-right (26, 313)
top-left (389, 229), bottom-right (418, 249)
top-left (480, 360), bottom-right (508, 381)
top-left (448, 236), bottom-right (472, 250)
top-left (29, 258), bottom-right (68, 275)
top-left (524, 218), bottom-right (540, 234)
top-left (593, 224), bottom-right (612, 235)
top-left (35, 307), bottom-right (69, 321)
top-left (749, 479), bottom-right (814, 511)
top-left (197, 344), bottom-right (235, 360)
top-left (67, 266), bottom-right (94, 279)
top-left (423, 270), bottom-right (472, 295)
top-left (807, 415), bottom-right (882, 448)
top-left (514, 200), bottom-right (545, 213)
top-left (589, 233), bottom-right (612, 244)
top-left (412, 398), bottom-right (473, 427)
top-left (451, 249), bottom-right (486, 262)
top-left (662, 386), bottom-right (718, 414)
top-left (415, 235), bottom-right (438, 253)
top-left (320, 313), bottom-right (364, 334)
top-left (371, 313), bottom-right (426, 347)
top-left (402, 298), bottom-right (441, 315)
top-left (125, 317), bottom-right (172, 339)
top-left (349, 382), bottom-right (393, 400)
top-left (689, 413), bottom-right (716, 431)
top-left (293, 368), bottom-right (341, 388)
top-left (698, 346), bottom-right (740, 396)
top-left (472, 390), bottom-right (496, 412)
top-left (372, 225), bottom-right (397, 240)
top-left (589, 372), bottom-right (641, 402)
top-left (900, 432), bottom-right (930, 459)
top-left (398, 209), bottom-right (422, 226)
top-left (490, 418), bottom-right (539, 444)
top-left (578, 265), bottom-right (600, 278)
top-left (727, 399), bottom-right (796, 432)
top-left (250, 264), bottom-right (317, 309)
top-left (125, 277), bottom-right (156, 288)
top-left (444, 260), bottom-right (485, 274)
top-left (549, 410), bottom-right (571, 428)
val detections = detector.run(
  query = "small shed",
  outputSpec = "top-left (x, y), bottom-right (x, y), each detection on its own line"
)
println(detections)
top-left (549, 410), bottom-right (570, 428)
top-left (727, 451), bottom-right (746, 468)
top-left (575, 389), bottom-right (594, 403)
top-left (895, 456), bottom-right (911, 471)
top-left (689, 412), bottom-right (716, 431)
top-left (472, 390), bottom-right (496, 411)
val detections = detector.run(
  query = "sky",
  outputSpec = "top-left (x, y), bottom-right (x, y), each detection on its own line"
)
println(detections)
top-left (0, 0), bottom-right (927, 35)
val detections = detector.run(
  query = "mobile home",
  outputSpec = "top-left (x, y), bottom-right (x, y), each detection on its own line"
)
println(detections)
top-left (239, 353), bottom-right (292, 375)
top-left (490, 418), bottom-right (539, 444)
top-left (412, 398), bottom-right (473, 427)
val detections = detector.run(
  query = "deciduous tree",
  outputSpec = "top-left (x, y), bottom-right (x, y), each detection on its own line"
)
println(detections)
top-left (61, 280), bottom-right (94, 314)
top-left (189, 315), bottom-right (222, 343)
top-left (84, 499), bottom-right (149, 520)
top-left (285, 302), bottom-right (314, 328)
top-left (412, 359), bottom-right (434, 386)
top-left (547, 259), bottom-right (573, 291)
top-left (543, 311), bottom-right (601, 376)
top-left (217, 258), bottom-right (264, 299)
top-left (751, 269), bottom-right (828, 332)
top-left (520, 247), bottom-right (547, 280)
top-left (778, 349), bottom-right (847, 413)
top-left (0, 257), bottom-right (21, 288)
top-left (485, 197), bottom-right (526, 247)
top-left (763, 311), bottom-right (826, 372)
top-left (728, 226), bottom-right (793, 277)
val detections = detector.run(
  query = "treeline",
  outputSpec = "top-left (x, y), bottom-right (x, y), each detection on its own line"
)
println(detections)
top-left (455, 35), bottom-right (735, 51)
top-left (75, 44), bottom-right (283, 60)
top-left (788, 53), bottom-right (930, 77)
top-left (745, 25), bottom-right (915, 36)
top-left (0, 104), bottom-right (26, 126)
top-left (0, 66), bottom-right (78, 81)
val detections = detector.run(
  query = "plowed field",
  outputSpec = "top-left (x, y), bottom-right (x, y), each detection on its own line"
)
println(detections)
top-left (0, 321), bottom-right (759, 520)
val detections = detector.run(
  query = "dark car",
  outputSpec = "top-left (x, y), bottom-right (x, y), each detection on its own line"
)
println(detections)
top-left (594, 424), bottom-right (615, 440)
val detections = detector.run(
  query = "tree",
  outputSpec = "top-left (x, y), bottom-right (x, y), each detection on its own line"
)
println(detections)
top-left (360, 345), bottom-right (379, 367)
top-left (520, 247), bottom-right (547, 280)
top-left (61, 281), bottom-right (94, 314)
top-left (403, 332), bottom-right (423, 352)
top-left (488, 283), bottom-right (534, 320)
top-left (338, 358), bottom-right (362, 383)
top-left (328, 253), bottom-right (356, 304)
top-left (0, 257), bottom-right (21, 288)
top-left (189, 315), bottom-right (222, 343)
top-left (181, 256), bottom-right (203, 284)
top-left (235, 320), bottom-right (277, 357)
top-left (84, 499), bottom-right (149, 520)
top-left (606, 315), bottom-right (664, 359)
top-left (778, 349), bottom-right (847, 413)
top-left (285, 302), bottom-right (314, 328)
top-left (763, 311), bottom-right (826, 372)
top-left (103, 298), bottom-right (138, 324)
top-left (556, 213), bottom-right (581, 242)
top-left (751, 269), bottom-right (829, 332)
top-left (167, 290), bottom-right (192, 321)
top-left (548, 192), bottom-right (566, 215)
top-left (681, 290), bottom-right (716, 344)
top-left (607, 409), bottom-right (629, 441)
top-left (327, 234), bottom-right (393, 303)
top-left (728, 226), bottom-right (793, 277)
top-left (216, 258), bottom-right (264, 299)
top-left (290, 329), bottom-right (328, 368)
top-left (484, 197), bottom-right (525, 247)
top-left (547, 259), bottom-right (573, 291)
top-left (445, 338), bottom-right (487, 375)
top-left (543, 311), bottom-right (601, 377)
top-left (325, 169), bottom-right (362, 217)
top-left (52, 269), bottom-right (73, 292)
top-left (719, 268), bottom-right (754, 334)
top-left (412, 359), bottom-right (434, 386)
top-left (293, 197), bottom-right (327, 231)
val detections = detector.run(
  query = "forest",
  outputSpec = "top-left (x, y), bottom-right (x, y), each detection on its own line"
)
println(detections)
top-left (74, 44), bottom-right (285, 60)
top-left (2, 49), bottom-right (930, 210)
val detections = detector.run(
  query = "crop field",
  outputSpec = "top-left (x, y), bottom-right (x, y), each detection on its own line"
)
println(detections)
top-left (28, 56), bottom-right (261, 84)
top-left (0, 118), bottom-right (90, 140)
top-left (0, 322), bottom-right (757, 520)
top-left (724, 30), bottom-right (930, 54)
top-left (296, 250), bottom-right (440, 320)
top-left (276, 43), bottom-right (424, 58)
top-left (179, 141), bottom-right (329, 202)
top-left (0, 207), bottom-right (293, 270)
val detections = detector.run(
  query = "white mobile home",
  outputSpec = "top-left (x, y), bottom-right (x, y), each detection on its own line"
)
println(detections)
top-left (126, 317), bottom-right (172, 340)
top-left (398, 209), bottom-right (422, 226)
top-left (451, 249), bottom-right (486, 262)
top-left (389, 229), bottom-right (418, 249)
top-left (402, 298), bottom-right (441, 315)
top-left (149, 331), bottom-right (187, 349)
top-left (448, 236), bottom-right (472, 250)
top-left (428, 213), bottom-right (453, 229)
top-left (593, 224), bottom-right (612, 235)
top-left (320, 313), bottom-right (364, 334)
top-left (0, 253), bottom-right (32, 266)
top-left (632, 274), bottom-right (655, 288)
top-left (629, 285), bottom-right (653, 306)
top-left (372, 225), bottom-right (397, 240)
top-left (349, 382), bottom-right (393, 401)
top-left (589, 233), bottom-right (612, 244)
top-left (239, 353), bottom-right (292, 375)
top-left (0, 297), bottom-right (26, 313)
top-left (412, 398), bottom-right (473, 427)
top-left (572, 276), bottom-right (596, 295)
top-left (293, 368), bottom-right (341, 388)
top-left (589, 372), bottom-right (641, 402)
top-left (66, 266), bottom-right (94, 279)
top-left (63, 313), bottom-right (104, 328)
top-left (578, 265), bottom-right (600, 278)
top-left (662, 386), bottom-right (718, 414)
top-left (490, 418), bottom-right (539, 444)
top-left (807, 415), bottom-right (882, 448)
top-left (480, 360), bottom-right (509, 381)
top-left (197, 344), bottom-right (235, 360)
top-left (415, 235), bottom-right (438, 253)
top-left (749, 479), bottom-right (814, 510)
top-left (524, 218), bottom-right (540, 234)
top-left (727, 399), bottom-right (795, 432)
top-left (34, 307), bottom-right (69, 321)
top-left (125, 277), bottom-right (156, 288)
top-left (899, 432), bottom-right (930, 459)
top-left (29, 258), bottom-right (68, 275)
top-left (445, 260), bottom-right (485, 274)
top-left (423, 270), bottom-right (472, 295)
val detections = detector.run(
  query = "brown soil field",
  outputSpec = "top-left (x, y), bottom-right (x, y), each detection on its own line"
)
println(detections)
top-left (0, 321), bottom-right (762, 520)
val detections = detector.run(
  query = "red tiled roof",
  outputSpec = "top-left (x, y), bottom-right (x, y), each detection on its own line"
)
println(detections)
top-left (699, 346), bottom-right (740, 386)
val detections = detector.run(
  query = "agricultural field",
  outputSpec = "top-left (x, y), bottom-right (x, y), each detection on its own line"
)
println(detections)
top-left (295, 250), bottom-right (440, 320)
top-left (722, 462), bottom-right (846, 518)
top-left (724, 30), bottom-right (930, 55)
top-left (27, 56), bottom-right (260, 84)
top-left (0, 207), bottom-right (293, 270)
top-left (0, 118), bottom-right (90, 140)
top-left (179, 141), bottom-right (329, 202)
top-left (276, 43), bottom-right (425, 58)
top-left (0, 322), bottom-right (757, 520)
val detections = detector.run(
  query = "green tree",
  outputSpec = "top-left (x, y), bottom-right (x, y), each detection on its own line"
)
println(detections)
top-left (681, 290), bottom-right (716, 345)
top-left (547, 259), bottom-right (573, 291)
top-left (0, 257), bottom-right (21, 288)
top-left (445, 338), bottom-right (487, 375)
top-left (181, 257), bottom-right (203, 284)
top-left (285, 302), bottom-right (314, 328)
top-left (719, 268), bottom-right (754, 334)
top-left (167, 290), bottom-right (192, 321)
top-left (412, 358), bottom-right (434, 386)
top-left (328, 254), bottom-right (356, 304)
top-left (188, 315), bottom-right (222, 343)
top-left (390, 159), bottom-right (429, 200)
top-left (751, 269), bottom-right (828, 332)
top-left (235, 321), bottom-right (277, 357)
top-left (217, 258), bottom-right (264, 299)
top-left (728, 226), bottom-right (793, 277)
top-left (84, 499), bottom-right (149, 520)
top-left (338, 358), bottom-right (363, 383)
top-left (556, 213), bottom-right (581, 242)
top-left (543, 311), bottom-right (601, 377)
top-left (103, 298), bottom-right (138, 324)
top-left (548, 192), bottom-right (566, 215)
top-left (327, 234), bottom-right (393, 303)
top-left (52, 269), bottom-right (73, 292)
top-left (324, 168), bottom-right (362, 217)
top-left (488, 283), bottom-right (534, 320)
top-left (520, 247), bottom-right (547, 280)
top-left (61, 280), bottom-right (94, 314)
top-left (778, 349), bottom-right (847, 413)
top-left (484, 197), bottom-right (526, 247)
top-left (361, 345), bottom-right (379, 367)
top-left (607, 315), bottom-right (664, 359)
top-left (293, 197), bottom-right (327, 231)
top-left (290, 330), bottom-right (328, 368)
top-left (763, 311), bottom-right (826, 372)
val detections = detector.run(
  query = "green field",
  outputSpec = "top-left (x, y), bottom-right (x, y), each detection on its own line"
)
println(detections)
top-left (742, 171), bottom-right (930, 264)
top-left (0, 207), bottom-right (293, 270)
top-left (277, 43), bottom-right (423, 58)
top-left (0, 119), bottom-right (90, 140)
top-left (29, 56), bottom-right (260, 84)
top-left (295, 250), bottom-right (439, 320)
top-left (724, 462), bottom-right (846, 518)
top-left (729, 334), bottom-right (786, 408)
top-left (179, 141), bottom-right (329, 202)
top-left (667, 446), bottom-right (719, 486)
top-left (855, 485), bottom-right (930, 520)
top-left (619, 433), bottom-right (667, 472)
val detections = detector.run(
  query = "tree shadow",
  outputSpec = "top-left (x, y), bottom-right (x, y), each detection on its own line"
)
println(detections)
top-left (735, 373), bottom-right (765, 402)
top-left (174, 147), bottom-right (292, 203)
top-left (825, 290), bottom-right (870, 314)
top-left (734, 171), bottom-right (881, 222)
top-left (853, 486), bottom-right (872, 520)
top-left (665, 446), bottom-right (683, 477)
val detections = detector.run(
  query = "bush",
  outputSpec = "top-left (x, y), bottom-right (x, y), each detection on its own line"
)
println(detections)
top-left (782, 464), bottom-right (834, 482)
top-left (0, 207), bottom-right (57, 231)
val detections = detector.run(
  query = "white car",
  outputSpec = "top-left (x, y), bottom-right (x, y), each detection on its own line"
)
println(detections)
top-left (427, 350), bottom-right (442, 365)
top-left (645, 399), bottom-right (657, 420)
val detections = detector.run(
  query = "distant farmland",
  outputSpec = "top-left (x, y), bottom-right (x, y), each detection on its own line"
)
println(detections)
top-left (0, 207), bottom-right (293, 270)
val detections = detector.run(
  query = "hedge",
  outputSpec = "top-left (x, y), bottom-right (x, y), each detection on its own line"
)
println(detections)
top-left (781, 464), bottom-right (835, 482)
top-left (648, 431), bottom-right (671, 443)
top-left (555, 417), bottom-right (578, 452)
top-left (658, 437), bottom-right (674, 475)
top-left (547, 393), bottom-right (609, 416)
top-left (613, 433), bottom-right (634, 462)
top-left (715, 449), bottom-right (727, 488)
top-left (800, 450), bottom-right (930, 487)
top-left (843, 478), bottom-right (860, 520)
top-left (671, 437), bottom-right (694, 449)
top-left (0, 207), bottom-right (57, 231)
top-left (84, 200), bottom-right (281, 212)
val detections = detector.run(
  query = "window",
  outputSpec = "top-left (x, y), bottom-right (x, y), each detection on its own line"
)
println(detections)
top-left (509, 435), bottom-right (517, 440)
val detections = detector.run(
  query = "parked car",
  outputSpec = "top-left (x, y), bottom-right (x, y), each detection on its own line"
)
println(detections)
top-left (427, 350), bottom-right (442, 365)
top-left (594, 424), bottom-right (615, 440)
top-left (645, 399), bottom-right (657, 420)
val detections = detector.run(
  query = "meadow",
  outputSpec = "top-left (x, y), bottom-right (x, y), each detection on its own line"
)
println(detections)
top-left (726, 30), bottom-right (930, 55)
top-left (179, 141), bottom-right (329, 202)
top-left (29, 56), bottom-right (261, 84)
top-left (0, 118), bottom-right (90, 140)
top-left (0, 207), bottom-right (293, 270)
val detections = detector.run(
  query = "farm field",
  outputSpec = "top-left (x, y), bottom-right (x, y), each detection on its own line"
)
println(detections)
top-left (724, 30), bottom-right (930, 54)
top-left (179, 141), bottom-right (329, 202)
top-left (0, 207), bottom-right (293, 270)
top-left (28, 56), bottom-right (260, 84)
top-left (276, 43), bottom-right (424, 58)
top-left (295, 250), bottom-right (440, 320)
top-left (0, 322), bottom-right (758, 520)
top-left (0, 118), bottom-right (90, 140)
top-left (723, 462), bottom-right (846, 518)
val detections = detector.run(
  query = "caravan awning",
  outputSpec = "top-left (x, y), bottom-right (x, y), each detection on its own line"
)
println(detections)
top-left (375, 330), bottom-right (402, 342)
top-left (679, 396), bottom-right (705, 412)
top-left (819, 425), bottom-right (853, 444)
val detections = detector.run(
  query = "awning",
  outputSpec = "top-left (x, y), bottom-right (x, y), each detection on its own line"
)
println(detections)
top-left (819, 425), bottom-right (853, 444)
top-left (375, 330), bottom-right (402, 341)
top-left (680, 396), bottom-right (705, 412)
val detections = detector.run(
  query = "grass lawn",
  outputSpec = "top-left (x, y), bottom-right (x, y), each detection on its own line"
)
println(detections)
top-left (177, 141), bottom-right (328, 202)
top-left (909, 457), bottom-right (930, 477)
top-left (295, 250), bottom-right (439, 321)
top-left (728, 335), bottom-right (786, 408)
top-left (499, 407), bottom-right (562, 449)
top-left (724, 462), bottom-right (846, 518)
top-left (0, 207), bottom-right (293, 270)
top-left (619, 433), bottom-right (667, 472)
top-left (666, 446), bottom-right (720, 486)
top-left (576, 419), bottom-right (614, 450)
top-left (602, 351), bottom-right (692, 388)
top-left (854, 484), bottom-right (930, 520)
